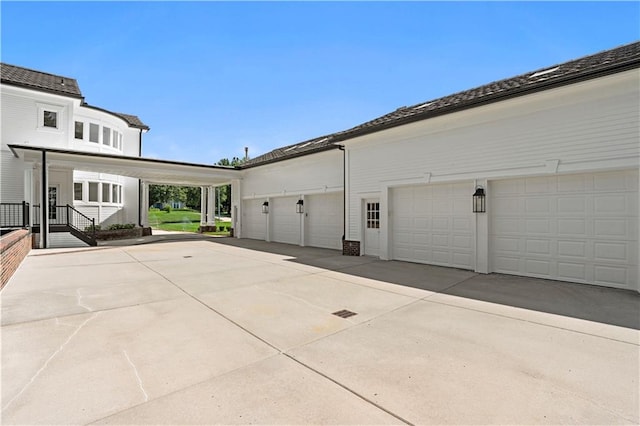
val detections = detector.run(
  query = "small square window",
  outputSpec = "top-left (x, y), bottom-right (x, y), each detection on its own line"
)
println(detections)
top-left (43, 111), bottom-right (57, 128)
top-left (75, 121), bottom-right (84, 139)
top-left (74, 183), bottom-right (83, 201)
top-left (89, 123), bottom-right (99, 143)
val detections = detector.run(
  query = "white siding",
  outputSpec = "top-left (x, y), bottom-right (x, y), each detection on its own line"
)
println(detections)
top-left (346, 70), bottom-right (639, 242)
top-left (0, 151), bottom-right (25, 203)
top-left (241, 150), bottom-right (342, 198)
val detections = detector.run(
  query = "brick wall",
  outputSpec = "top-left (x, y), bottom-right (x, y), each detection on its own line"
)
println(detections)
top-left (1, 229), bottom-right (31, 290)
top-left (342, 240), bottom-right (361, 256)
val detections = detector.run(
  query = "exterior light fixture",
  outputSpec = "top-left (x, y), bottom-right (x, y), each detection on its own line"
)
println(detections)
top-left (296, 199), bottom-right (304, 214)
top-left (473, 187), bottom-right (486, 213)
top-left (261, 201), bottom-right (269, 214)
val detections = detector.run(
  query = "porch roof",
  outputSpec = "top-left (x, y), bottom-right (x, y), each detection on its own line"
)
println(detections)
top-left (8, 144), bottom-right (241, 186)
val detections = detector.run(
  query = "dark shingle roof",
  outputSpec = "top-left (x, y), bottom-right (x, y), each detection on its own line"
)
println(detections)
top-left (242, 41), bottom-right (640, 168)
top-left (241, 134), bottom-right (339, 167)
top-left (1, 62), bottom-right (150, 131)
top-left (1, 63), bottom-right (83, 98)
top-left (109, 111), bottom-right (150, 131)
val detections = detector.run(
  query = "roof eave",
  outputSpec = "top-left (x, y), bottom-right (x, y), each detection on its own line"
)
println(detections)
top-left (333, 59), bottom-right (640, 144)
top-left (1, 80), bottom-right (84, 100)
top-left (239, 144), bottom-right (341, 169)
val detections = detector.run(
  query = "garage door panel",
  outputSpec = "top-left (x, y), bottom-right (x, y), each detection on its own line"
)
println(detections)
top-left (271, 196), bottom-right (300, 245)
top-left (490, 169), bottom-right (638, 289)
top-left (558, 241), bottom-right (586, 257)
top-left (595, 266), bottom-right (628, 286)
top-left (306, 192), bottom-right (343, 250)
top-left (242, 199), bottom-right (266, 240)
top-left (392, 182), bottom-right (475, 270)
top-left (558, 262), bottom-right (586, 281)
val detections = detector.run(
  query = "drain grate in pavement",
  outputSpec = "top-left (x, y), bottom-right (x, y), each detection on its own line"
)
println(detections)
top-left (332, 309), bottom-right (357, 319)
top-left (183, 255), bottom-right (192, 258)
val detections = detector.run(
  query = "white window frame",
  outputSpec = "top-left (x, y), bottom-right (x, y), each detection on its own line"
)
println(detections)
top-left (73, 182), bottom-right (84, 201)
top-left (37, 103), bottom-right (64, 132)
top-left (88, 182), bottom-right (99, 202)
top-left (89, 123), bottom-right (100, 143)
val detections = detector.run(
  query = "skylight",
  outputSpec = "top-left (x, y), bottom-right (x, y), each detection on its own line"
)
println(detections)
top-left (414, 102), bottom-right (433, 110)
top-left (530, 67), bottom-right (560, 78)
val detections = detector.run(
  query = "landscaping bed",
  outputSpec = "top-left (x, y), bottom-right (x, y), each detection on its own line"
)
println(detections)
top-left (94, 227), bottom-right (152, 241)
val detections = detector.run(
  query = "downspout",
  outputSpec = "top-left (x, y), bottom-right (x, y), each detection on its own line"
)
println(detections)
top-left (138, 129), bottom-right (143, 227)
top-left (338, 145), bottom-right (346, 241)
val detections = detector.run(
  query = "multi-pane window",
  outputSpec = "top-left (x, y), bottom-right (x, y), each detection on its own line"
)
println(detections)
top-left (74, 183), bottom-right (83, 201)
top-left (88, 182), bottom-right (99, 202)
top-left (89, 123), bottom-right (99, 143)
top-left (112, 185), bottom-right (119, 203)
top-left (75, 121), bottom-right (84, 139)
top-left (366, 202), bottom-right (380, 229)
top-left (103, 127), bottom-right (111, 146)
top-left (43, 110), bottom-right (57, 128)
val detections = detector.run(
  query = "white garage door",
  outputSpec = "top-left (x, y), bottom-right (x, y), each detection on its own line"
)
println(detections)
top-left (271, 196), bottom-right (301, 245)
top-left (490, 170), bottom-right (639, 289)
top-left (391, 182), bottom-right (475, 270)
top-left (306, 192), bottom-right (343, 250)
top-left (242, 199), bottom-right (266, 240)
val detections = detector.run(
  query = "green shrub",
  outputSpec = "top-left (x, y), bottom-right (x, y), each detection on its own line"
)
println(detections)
top-left (163, 205), bottom-right (172, 213)
top-left (85, 224), bottom-right (101, 232)
top-left (107, 223), bottom-right (136, 230)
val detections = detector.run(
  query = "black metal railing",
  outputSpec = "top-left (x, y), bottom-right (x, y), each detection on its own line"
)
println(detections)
top-left (0, 202), bottom-right (30, 228)
top-left (32, 204), bottom-right (96, 241)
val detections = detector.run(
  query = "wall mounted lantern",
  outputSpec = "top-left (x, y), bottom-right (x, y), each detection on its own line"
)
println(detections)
top-left (473, 187), bottom-right (486, 213)
top-left (296, 199), bottom-right (304, 214)
top-left (261, 201), bottom-right (269, 214)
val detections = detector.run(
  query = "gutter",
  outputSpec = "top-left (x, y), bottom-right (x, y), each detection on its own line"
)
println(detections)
top-left (330, 59), bottom-right (640, 144)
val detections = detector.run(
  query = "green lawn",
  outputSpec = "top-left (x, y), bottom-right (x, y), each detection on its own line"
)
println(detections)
top-left (148, 208), bottom-right (231, 235)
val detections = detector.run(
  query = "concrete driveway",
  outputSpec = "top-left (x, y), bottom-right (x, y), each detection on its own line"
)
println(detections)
top-left (1, 235), bottom-right (639, 425)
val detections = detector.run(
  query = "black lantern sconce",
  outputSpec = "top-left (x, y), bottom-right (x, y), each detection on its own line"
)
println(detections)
top-left (261, 201), bottom-right (269, 214)
top-left (473, 187), bottom-right (486, 213)
top-left (296, 199), bottom-right (304, 214)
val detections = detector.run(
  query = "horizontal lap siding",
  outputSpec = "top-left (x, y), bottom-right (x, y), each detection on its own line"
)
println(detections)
top-left (348, 72), bottom-right (639, 241)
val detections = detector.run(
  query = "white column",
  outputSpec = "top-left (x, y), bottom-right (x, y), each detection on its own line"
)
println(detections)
top-left (231, 179), bottom-right (241, 238)
top-left (140, 182), bottom-right (150, 227)
top-left (207, 186), bottom-right (215, 225)
top-left (200, 186), bottom-right (207, 225)
top-left (24, 165), bottom-right (33, 228)
top-left (475, 178), bottom-right (489, 274)
top-left (41, 161), bottom-right (49, 249)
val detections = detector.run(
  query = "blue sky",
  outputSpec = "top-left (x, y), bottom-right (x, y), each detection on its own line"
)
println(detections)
top-left (2, 2), bottom-right (638, 164)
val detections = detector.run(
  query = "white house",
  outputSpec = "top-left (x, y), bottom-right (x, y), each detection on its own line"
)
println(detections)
top-left (2, 41), bottom-right (638, 292)
top-left (237, 41), bottom-right (639, 291)
top-left (1, 63), bottom-right (149, 246)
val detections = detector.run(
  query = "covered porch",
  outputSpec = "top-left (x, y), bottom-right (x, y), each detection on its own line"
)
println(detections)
top-left (6, 144), bottom-right (243, 248)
